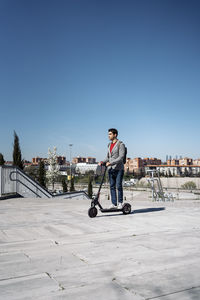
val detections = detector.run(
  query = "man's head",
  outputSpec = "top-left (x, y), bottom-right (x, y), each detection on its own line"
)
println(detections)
top-left (108, 128), bottom-right (118, 141)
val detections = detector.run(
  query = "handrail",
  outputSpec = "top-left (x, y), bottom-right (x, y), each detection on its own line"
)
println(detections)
top-left (9, 171), bottom-right (52, 198)
top-left (2, 165), bottom-right (52, 195)
top-left (11, 166), bottom-right (53, 195)
top-left (2, 165), bottom-right (89, 199)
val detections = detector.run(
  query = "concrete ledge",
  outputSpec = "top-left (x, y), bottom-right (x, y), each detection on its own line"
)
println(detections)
top-left (0, 193), bottom-right (22, 201)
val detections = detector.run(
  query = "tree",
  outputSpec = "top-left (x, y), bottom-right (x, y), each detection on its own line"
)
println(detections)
top-left (88, 176), bottom-right (93, 198)
top-left (46, 147), bottom-right (61, 190)
top-left (38, 161), bottom-right (46, 188)
top-left (70, 176), bottom-right (75, 192)
top-left (62, 177), bottom-right (68, 192)
top-left (184, 168), bottom-right (189, 177)
top-left (160, 171), bottom-right (164, 177)
top-left (0, 153), bottom-right (5, 165)
top-left (24, 165), bottom-right (38, 181)
top-left (85, 170), bottom-right (95, 176)
top-left (13, 131), bottom-right (23, 170)
top-left (168, 170), bottom-right (172, 177)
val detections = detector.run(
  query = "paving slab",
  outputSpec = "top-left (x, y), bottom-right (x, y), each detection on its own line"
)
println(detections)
top-left (0, 196), bottom-right (200, 299)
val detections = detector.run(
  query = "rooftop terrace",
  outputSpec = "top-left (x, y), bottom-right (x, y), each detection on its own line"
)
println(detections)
top-left (0, 194), bottom-right (200, 299)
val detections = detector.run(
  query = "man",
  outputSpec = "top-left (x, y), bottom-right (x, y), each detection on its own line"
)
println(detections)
top-left (100, 128), bottom-right (125, 209)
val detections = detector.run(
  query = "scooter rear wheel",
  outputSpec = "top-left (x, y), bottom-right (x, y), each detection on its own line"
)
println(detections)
top-left (88, 207), bottom-right (98, 218)
top-left (122, 203), bottom-right (131, 215)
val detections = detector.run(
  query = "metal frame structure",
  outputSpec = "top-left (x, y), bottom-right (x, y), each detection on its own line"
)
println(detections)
top-left (147, 170), bottom-right (174, 202)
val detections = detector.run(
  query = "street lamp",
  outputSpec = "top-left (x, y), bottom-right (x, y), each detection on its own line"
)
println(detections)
top-left (69, 144), bottom-right (73, 179)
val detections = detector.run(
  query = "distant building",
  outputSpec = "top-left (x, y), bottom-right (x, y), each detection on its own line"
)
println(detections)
top-left (5, 161), bottom-right (13, 166)
top-left (132, 157), bottom-right (144, 169)
top-left (124, 157), bottom-right (161, 174)
top-left (193, 159), bottom-right (200, 166)
top-left (23, 160), bottom-right (32, 167)
top-left (72, 156), bottom-right (96, 164)
top-left (75, 163), bottom-right (98, 174)
top-left (32, 157), bottom-right (46, 165)
top-left (146, 157), bottom-right (199, 176)
top-left (179, 158), bottom-right (193, 166)
top-left (5, 160), bottom-right (31, 167)
top-left (72, 157), bottom-right (86, 164)
top-left (32, 156), bottom-right (66, 165)
top-left (57, 156), bottom-right (66, 165)
top-left (86, 157), bottom-right (96, 164)
top-left (143, 157), bottom-right (162, 166)
top-left (145, 165), bottom-right (200, 176)
top-left (124, 158), bottom-right (133, 173)
top-left (124, 157), bottom-right (143, 174)
top-left (167, 159), bottom-right (179, 166)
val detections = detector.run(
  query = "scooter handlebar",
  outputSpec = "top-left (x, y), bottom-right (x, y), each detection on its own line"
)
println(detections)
top-left (99, 161), bottom-right (107, 167)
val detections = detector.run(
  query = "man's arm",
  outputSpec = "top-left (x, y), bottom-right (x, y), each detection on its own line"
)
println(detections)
top-left (109, 143), bottom-right (125, 166)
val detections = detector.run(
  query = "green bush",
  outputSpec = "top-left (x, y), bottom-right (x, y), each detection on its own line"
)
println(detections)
top-left (38, 161), bottom-right (46, 188)
top-left (62, 178), bottom-right (68, 192)
top-left (70, 177), bottom-right (75, 192)
top-left (135, 181), bottom-right (151, 188)
top-left (0, 153), bottom-right (5, 165)
top-left (181, 181), bottom-right (197, 190)
top-left (88, 176), bottom-right (93, 199)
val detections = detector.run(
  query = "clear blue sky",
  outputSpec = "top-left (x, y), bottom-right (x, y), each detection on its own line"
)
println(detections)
top-left (0, 0), bottom-right (200, 162)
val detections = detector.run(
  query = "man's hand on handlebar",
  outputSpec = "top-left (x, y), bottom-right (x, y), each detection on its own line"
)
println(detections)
top-left (98, 161), bottom-right (110, 167)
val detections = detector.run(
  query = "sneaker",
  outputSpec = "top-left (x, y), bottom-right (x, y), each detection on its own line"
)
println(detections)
top-left (118, 203), bottom-right (123, 209)
top-left (109, 204), bottom-right (117, 209)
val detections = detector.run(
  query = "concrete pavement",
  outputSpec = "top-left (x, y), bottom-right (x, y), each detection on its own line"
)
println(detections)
top-left (0, 193), bottom-right (200, 299)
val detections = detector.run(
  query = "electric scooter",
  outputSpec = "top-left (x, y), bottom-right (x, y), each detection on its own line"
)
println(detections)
top-left (88, 165), bottom-right (132, 218)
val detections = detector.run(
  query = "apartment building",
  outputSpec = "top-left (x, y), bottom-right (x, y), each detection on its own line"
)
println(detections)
top-left (75, 163), bottom-right (98, 175)
top-left (124, 157), bottom-right (161, 174)
top-left (32, 157), bottom-right (46, 165)
top-left (86, 157), bottom-right (96, 164)
top-left (145, 165), bottom-right (200, 176)
top-left (72, 157), bottom-right (86, 164)
top-left (167, 159), bottom-right (179, 166)
top-left (32, 156), bottom-right (66, 165)
top-left (143, 157), bottom-right (162, 166)
top-left (179, 158), bottom-right (193, 166)
top-left (72, 156), bottom-right (96, 164)
top-left (146, 157), bottom-right (200, 176)
top-left (193, 159), bottom-right (200, 166)
top-left (57, 156), bottom-right (66, 165)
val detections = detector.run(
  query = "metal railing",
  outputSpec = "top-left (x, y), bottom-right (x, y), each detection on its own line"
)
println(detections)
top-left (0, 165), bottom-right (89, 199)
top-left (9, 169), bottom-right (52, 198)
top-left (147, 170), bottom-right (174, 201)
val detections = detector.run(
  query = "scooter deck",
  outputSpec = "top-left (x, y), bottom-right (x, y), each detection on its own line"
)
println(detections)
top-left (101, 208), bottom-right (122, 213)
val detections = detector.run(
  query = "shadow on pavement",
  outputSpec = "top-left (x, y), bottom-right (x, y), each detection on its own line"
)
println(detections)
top-left (132, 207), bottom-right (165, 214)
top-left (96, 207), bottom-right (165, 217)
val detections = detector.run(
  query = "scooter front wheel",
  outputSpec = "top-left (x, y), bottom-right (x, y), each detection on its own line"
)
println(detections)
top-left (88, 207), bottom-right (98, 218)
top-left (122, 203), bottom-right (131, 215)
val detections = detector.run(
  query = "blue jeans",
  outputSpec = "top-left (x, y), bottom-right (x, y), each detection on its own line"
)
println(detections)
top-left (108, 168), bottom-right (124, 205)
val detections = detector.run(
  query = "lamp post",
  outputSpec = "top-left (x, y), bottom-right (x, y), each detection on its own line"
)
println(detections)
top-left (69, 144), bottom-right (73, 179)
